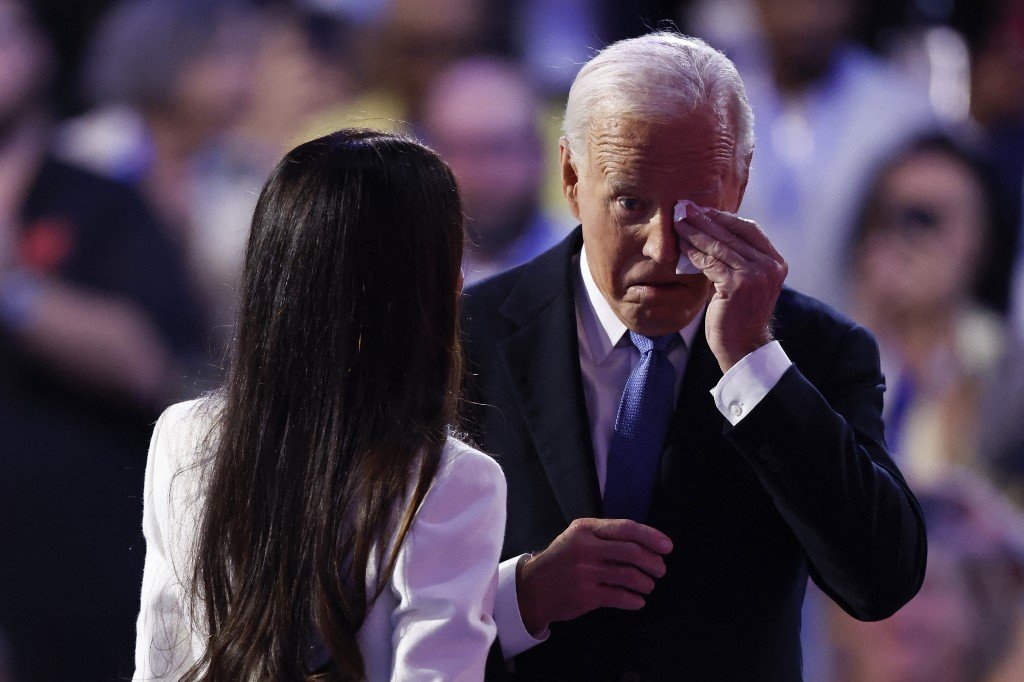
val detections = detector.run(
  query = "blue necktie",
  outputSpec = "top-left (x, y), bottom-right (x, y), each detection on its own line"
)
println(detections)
top-left (603, 331), bottom-right (678, 522)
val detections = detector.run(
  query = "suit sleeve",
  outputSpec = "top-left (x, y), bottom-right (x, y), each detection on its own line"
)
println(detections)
top-left (389, 446), bottom-right (507, 680)
top-left (134, 406), bottom-right (196, 680)
top-left (725, 323), bottom-right (927, 620)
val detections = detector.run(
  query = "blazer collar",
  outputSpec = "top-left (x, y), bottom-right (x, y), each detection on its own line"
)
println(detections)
top-left (495, 227), bottom-right (603, 522)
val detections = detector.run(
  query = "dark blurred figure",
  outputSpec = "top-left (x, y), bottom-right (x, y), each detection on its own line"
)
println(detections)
top-left (736, 0), bottom-right (936, 310)
top-left (827, 473), bottom-right (1024, 682)
top-left (59, 0), bottom-right (260, 356)
top-left (420, 56), bottom-right (568, 284)
top-left (23, 0), bottom-right (117, 117)
top-left (0, 627), bottom-right (10, 682)
top-left (953, 0), bottom-right (1024, 331)
top-left (848, 135), bottom-right (1024, 497)
top-left (0, 0), bottom-right (204, 678)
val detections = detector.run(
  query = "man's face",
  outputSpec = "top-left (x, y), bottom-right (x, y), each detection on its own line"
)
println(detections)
top-left (562, 113), bottom-right (747, 336)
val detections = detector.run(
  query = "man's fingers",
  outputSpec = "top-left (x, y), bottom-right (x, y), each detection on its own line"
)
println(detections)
top-left (677, 211), bottom-right (761, 265)
top-left (594, 585), bottom-right (646, 611)
top-left (684, 246), bottom-right (733, 284)
top-left (598, 564), bottom-right (658, 594)
top-left (703, 208), bottom-right (785, 264)
top-left (600, 539), bottom-right (668, 578)
top-left (589, 518), bottom-right (673, 554)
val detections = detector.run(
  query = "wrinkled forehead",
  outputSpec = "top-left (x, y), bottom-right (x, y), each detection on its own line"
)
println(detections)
top-left (585, 115), bottom-right (738, 185)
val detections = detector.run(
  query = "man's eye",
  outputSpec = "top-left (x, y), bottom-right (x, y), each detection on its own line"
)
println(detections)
top-left (617, 197), bottom-right (642, 212)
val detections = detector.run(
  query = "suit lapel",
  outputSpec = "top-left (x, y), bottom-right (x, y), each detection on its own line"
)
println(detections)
top-left (495, 229), bottom-right (602, 522)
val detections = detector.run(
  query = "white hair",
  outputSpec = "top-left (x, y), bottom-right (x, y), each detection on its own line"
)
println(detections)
top-left (562, 32), bottom-right (755, 178)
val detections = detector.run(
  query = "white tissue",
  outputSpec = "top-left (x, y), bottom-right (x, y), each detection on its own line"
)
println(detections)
top-left (674, 200), bottom-right (705, 275)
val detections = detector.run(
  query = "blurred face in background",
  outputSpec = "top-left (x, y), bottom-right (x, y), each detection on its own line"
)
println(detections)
top-left (239, 10), bottom-right (351, 147)
top-left (853, 151), bottom-right (986, 317)
top-left (0, 0), bottom-right (52, 132)
top-left (423, 60), bottom-right (544, 251)
top-left (364, 0), bottom-right (484, 116)
top-left (168, 17), bottom-right (258, 139)
top-left (753, 0), bottom-right (855, 88)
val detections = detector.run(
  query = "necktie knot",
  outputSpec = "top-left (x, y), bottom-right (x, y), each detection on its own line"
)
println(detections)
top-left (628, 331), bottom-right (677, 355)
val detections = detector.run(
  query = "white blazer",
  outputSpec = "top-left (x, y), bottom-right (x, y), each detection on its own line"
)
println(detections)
top-left (133, 399), bottom-right (506, 681)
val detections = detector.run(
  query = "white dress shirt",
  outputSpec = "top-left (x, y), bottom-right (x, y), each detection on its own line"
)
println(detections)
top-left (492, 245), bottom-right (793, 658)
top-left (134, 398), bottom-right (506, 681)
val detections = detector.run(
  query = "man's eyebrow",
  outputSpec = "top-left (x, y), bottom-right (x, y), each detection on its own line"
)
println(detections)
top-left (607, 180), bottom-right (642, 195)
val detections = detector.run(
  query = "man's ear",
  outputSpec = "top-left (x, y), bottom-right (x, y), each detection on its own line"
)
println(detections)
top-left (559, 138), bottom-right (581, 220)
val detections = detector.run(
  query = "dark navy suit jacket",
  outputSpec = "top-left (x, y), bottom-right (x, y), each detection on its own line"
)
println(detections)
top-left (462, 228), bottom-right (927, 681)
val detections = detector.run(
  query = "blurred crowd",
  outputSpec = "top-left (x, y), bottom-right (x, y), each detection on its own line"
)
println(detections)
top-left (2, 0), bottom-right (1024, 679)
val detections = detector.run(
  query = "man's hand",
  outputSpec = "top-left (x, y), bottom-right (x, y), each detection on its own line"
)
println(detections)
top-left (517, 518), bottom-right (673, 636)
top-left (677, 204), bottom-right (787, 373)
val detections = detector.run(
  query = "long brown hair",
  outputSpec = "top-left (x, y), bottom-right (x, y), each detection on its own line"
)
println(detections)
top-left (183, 129), bottom-right (465, 680)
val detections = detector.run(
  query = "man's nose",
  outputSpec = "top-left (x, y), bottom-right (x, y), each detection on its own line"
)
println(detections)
top-left (641, 209), bottom-right (680, 264)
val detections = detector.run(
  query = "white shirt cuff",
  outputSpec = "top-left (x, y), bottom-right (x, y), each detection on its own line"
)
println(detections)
top-left (494, 554), bottom-right (550, 659)
top-left (710, 340), bottom-right (792, 426)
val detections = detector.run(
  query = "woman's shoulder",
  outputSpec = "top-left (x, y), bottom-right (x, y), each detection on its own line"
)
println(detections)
top-left (438, 435), bottom-right (505, 485)
top-left (157, 395), bottom-right (220, 434)
top-left (148, 396), bottom-right (221, 489)
top-left (410, 436), bottom-right (506, 523)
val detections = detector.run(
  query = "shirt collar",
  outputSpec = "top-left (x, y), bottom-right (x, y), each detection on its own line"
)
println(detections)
top-left (577, 244), bottom-right (703, 364)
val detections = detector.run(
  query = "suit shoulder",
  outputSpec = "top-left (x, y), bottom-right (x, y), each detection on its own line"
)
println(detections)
top-left (775, 288), bottom-right (863, 337)
top-left (462, 265), bottom-right (524, 318)
top-left (462, 227), bottom-right (581, 329)
top-left (774, 288), bottom-right (881, 373)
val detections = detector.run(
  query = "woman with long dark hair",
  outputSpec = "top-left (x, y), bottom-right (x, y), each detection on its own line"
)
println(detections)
top-left (133, 129), bottom-right (506, 680)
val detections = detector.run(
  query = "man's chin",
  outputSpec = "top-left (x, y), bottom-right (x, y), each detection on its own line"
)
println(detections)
top-left (622, 301), bottom-right (706, 337)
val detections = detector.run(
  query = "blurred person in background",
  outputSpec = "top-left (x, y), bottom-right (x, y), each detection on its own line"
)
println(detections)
top-left (331, 0), bottom-right (493, 132)
top-left (59, 0), bottom-right (261, 358)
top-left (847, 135), bottom-right (1024, 497)
top-left (951, 0), bottom-right (1024, 342)
top-left (0, 0), bottom-right (205, 678)
top-left (736, 0), bottom-right (937, 311)
top-left (236, 2), bottom-right (354, 156)
top-left (420, 56), bottom-right (569, 285)
top-left (827, 472), bottom-right (1024, 682)
top-left (193, 0), bottom-right (356, 348)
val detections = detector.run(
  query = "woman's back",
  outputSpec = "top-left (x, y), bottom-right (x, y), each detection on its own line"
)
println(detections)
top-left (135, 398), bottom-right (505, 680)
top-left (133, 129), bottom-right (506, 679)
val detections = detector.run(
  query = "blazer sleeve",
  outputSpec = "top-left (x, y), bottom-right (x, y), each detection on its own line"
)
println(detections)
top-left (725, 323), bottom-right (927, 621)
top-left (134, 405), bottom-right (197, 681)
top-left (388, 442), bottom-right (507, 681)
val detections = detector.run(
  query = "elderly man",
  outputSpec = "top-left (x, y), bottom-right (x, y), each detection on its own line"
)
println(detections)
top-left (462, 32), bottom-right (927, 680)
